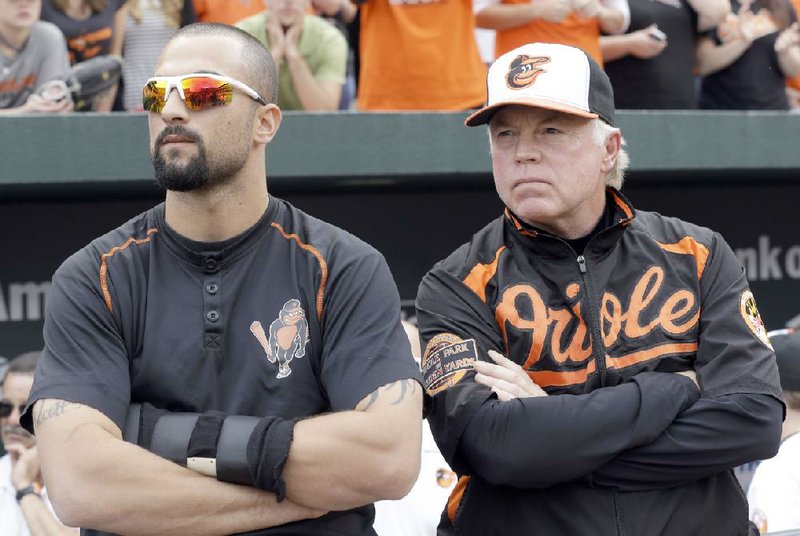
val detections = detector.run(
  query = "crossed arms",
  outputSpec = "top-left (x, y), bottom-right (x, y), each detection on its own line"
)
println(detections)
top-left (31, 378), bottom-right (422, 535)
top-left (416, 235), bottom-right (784, 493)
top-left (455, 351), bottom-right (781, 490)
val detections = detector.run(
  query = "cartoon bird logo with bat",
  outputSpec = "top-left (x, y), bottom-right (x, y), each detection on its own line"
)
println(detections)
top-left (250, 299), bottom-right (310, 378)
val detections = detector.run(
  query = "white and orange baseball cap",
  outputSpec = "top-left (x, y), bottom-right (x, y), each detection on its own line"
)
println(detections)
top-left (465, 42), bottom-right (616, 127)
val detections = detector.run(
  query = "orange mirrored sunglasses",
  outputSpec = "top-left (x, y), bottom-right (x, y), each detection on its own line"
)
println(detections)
top-left (142, 72), bottom-right (267, 113)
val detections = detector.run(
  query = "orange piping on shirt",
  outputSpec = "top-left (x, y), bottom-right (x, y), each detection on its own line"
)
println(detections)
top-left (99, 228), bottom-right (159, 313)
top-left (271, 222), bottom-right (328, 322)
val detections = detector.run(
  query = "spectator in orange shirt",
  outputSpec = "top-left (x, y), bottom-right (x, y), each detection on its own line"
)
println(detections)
top-left (357, 0), bottom-right (486, 111)
top-left (475, 0), bottom-right (630, 65)
top-left (192, 0), bottom-right (263, 24)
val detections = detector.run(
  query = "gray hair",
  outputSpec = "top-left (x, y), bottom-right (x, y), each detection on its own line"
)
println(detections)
top-left (2, 350), bottom-right (40, 385)
top-left (592, 120), bottom-right (628, 190)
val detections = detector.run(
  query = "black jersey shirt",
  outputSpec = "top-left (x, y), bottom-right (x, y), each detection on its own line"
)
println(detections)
top-left (23, 196), bottom-right (422, 535)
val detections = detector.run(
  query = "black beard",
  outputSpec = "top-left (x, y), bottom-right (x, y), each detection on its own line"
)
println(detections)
top-left (152, 125), bottom-right (211, 192)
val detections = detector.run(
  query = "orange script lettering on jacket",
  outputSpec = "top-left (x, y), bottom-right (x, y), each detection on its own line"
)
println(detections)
top-left (495, 266), bottom-right (699, 386)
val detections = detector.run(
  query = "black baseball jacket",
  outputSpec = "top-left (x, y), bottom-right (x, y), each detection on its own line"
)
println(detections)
top-left (416, 189), bottom-right (784, 535)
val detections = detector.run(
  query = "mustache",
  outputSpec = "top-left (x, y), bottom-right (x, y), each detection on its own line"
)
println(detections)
top-left (155, 125), bottom-right (202, 147)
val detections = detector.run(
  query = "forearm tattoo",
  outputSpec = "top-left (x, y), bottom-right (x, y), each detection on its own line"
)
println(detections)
top-left (363, 379), bottom-right (418, 410)
top-left (33, 400), bottom-right (83, 426)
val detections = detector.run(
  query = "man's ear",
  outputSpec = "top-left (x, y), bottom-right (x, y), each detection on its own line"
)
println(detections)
top-left (600, 129), bottom-right (622, 174)
top-left (254, 103), bottom-right (282, 145)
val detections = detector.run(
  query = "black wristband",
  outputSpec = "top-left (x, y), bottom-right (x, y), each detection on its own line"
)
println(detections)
top-left (246, 416), bottom-right (298, 502)
top-left (187, 412), bottom-right (226, 459)
top-left (137, 402), bottom-right (169, 449)
top-left (16, 484), bottom-right (39, 502)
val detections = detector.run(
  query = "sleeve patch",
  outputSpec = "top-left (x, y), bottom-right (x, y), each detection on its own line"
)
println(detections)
top-left (741, 290), bottom-right (773, 349)
top-left (422, 333), bottom-right (478, 395)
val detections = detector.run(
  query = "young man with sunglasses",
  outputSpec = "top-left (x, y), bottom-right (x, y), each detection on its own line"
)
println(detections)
top-left (1, 351), bottom-right (77, 536)
top-left (21, 22), bottom-right (422, 535)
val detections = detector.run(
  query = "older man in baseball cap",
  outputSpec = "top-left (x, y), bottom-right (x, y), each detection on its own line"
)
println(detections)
top-left (415, 42), bottom-right (784, 536)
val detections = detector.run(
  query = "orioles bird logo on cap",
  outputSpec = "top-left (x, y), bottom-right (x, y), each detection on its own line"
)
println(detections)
top-left (506, 55), bottom-right (550, 89)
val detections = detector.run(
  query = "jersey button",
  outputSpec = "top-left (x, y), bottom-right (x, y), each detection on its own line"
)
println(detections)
top-left (206, 283), bottom-right (218, 294)
top-left (203, 256), bottom-right (220, 273)
top-left (206, 310), bottom-right (220, 322)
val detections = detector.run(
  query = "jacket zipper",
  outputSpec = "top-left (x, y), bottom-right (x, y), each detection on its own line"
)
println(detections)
top-left (577, 254), bottom-right (608, 387)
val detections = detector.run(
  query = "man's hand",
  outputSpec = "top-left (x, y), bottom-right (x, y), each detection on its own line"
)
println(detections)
top-left (775, 22), bottom-right (800, 53)
top-left (6, 443), bottom-right (41, 490)
top-left (729, 0), bottom-right (778, 43)
top-left (531, 0), bottom-right (572, 23)
top-left (627, 24), bottom-right (668, 58)
top-left (742, 10), bottom-right (778, 42)
top-left (265, 17), bottom-right (286, 64)
top-left (675, 370), bottom-right (699, 391)
top-left (283, 23), bottom-right (303, 62)
top-left (572, 0), bottom-right (601, 19)
top-left (473, 350), bottom-right (548, 401)
top-left (20, 93), bottom-right (74, 114)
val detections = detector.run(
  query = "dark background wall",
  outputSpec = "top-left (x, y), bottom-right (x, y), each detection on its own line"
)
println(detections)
top-left (1, 111), bottom-right (798, 357)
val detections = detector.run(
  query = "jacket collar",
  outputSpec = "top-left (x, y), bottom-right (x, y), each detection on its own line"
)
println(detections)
top-left (503, 187), bottom-right (636, 257)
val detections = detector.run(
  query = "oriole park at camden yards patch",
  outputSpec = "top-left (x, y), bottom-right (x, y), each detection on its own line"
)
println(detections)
top-left (422, 333), bottom-right (478, 395)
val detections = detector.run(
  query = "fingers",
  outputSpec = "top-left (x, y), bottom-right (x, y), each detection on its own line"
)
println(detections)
top-left (675, 370), bottom-right (699, 389)
top-left (25, 94), bottom-right (74, 114)
top-left (779, 24), bottom-right (800, 47)
top-left (4, 443), bottom-right (24, 456)
top-left (475, 372), bottom-right (524, 396)
top-left (487, 349), bottom-right (519, 369)
top-left (474, 350), bottom-right (548, 399)
top-left (490, 386), bottom-right (518, 402)
top-left (474, 352), bottom-right (523, 384)
top-left (5, 443), bottom-right (38, 459)
top-left (476, 372), bottom-right (545, 401)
